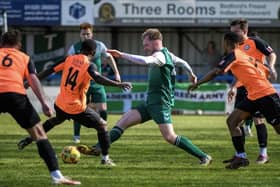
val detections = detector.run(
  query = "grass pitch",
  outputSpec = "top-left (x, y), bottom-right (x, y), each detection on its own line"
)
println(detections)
top-left (0, 114), bottom-right (280, 187)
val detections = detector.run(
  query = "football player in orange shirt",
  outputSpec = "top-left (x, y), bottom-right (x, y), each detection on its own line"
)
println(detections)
top-left (227, 19), bottom-right (277, 164)
top-left (189, 32), bottom-right (280, 169)
top-left (17, 39), bottom-right (131, 166)
top-left (0, 30), bottom-right (80, 185)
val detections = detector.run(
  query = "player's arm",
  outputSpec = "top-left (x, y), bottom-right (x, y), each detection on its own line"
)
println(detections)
top-left (24, 58), bottom-right (66, 89)
top-left (100, 42), bottom-right (121, 82)
top-left (267, 53), bottom-right (277, 80)
top-left (36, 57), bottom-right (66, 80)
top-left (107, 49), bottom-right (165, 66)
top-left (25, 60), bottom-right (53, 117)
top-left (254, 37), bottom-right (277, 80)
top-left (104, 54), bottom-right (121, 82)
top-left (170, 52), bottom-right (197, 84)
top-left (88, 64), bottom-right (132, 90)
top-left (188, 68), bottom-right (222, 91)
top-left (188, 53), bottom-right (234, 91)
top-left (227, 77), bottom-right (237, 102)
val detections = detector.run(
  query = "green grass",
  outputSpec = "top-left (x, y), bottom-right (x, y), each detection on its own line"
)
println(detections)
top-left (1, 114), bottom-right (280, 187)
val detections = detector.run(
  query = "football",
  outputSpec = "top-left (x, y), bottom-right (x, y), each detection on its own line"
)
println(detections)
top-left (196, 109), bottom-right (203, 115)
top-left (61, 146), bottom-right (81, 164)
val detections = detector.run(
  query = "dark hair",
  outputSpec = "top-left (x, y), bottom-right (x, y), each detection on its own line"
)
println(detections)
top-left (224, 32), bottom-right (243, 48)
top-left (142, 28), bottom-right (163, 41)
top-left (248, 31), bottom-right (258, 37)
top-left (1, 29), bottom-right (22, 46)
top-left (81, 39), bottom-right (96, 55)
top-left (230, 19), bottom-right (248, 32)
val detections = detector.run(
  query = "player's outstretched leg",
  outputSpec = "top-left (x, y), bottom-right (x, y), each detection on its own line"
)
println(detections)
top-left (174, 135), bottom-right (212, 166)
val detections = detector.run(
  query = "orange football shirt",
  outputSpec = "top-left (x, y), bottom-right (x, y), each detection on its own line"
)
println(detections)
top-left (221, 49), bottom-right (276, 100)
top-left (235, 37), bottom-right (273, 87)
top-left (54, 54), bottom-right (92, 114)
top-left (0, 48), bottom-right (30, 95)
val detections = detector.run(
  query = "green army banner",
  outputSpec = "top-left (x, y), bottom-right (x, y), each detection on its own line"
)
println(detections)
top-left (174, 83), bottom-right (227, 114)
top-left (105, 83), bottom-right (228, 114)
top-left (27, 83), bottom-right (228, 114)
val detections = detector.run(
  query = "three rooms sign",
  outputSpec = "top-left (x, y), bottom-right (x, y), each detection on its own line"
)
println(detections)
top-left (93, 0), bottom-right (280, 27)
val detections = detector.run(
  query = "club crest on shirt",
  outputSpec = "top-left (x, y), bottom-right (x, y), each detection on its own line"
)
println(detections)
top-left (266, 46), bottom-right (273, 53)
top-left (243, 44), bottom-right (250, 51)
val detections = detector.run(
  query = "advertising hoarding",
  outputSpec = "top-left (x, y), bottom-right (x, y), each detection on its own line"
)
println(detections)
top-left (93, 0), bottom-right (280, 27)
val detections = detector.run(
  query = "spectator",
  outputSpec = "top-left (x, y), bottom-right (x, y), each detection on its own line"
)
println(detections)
top-left (201, 41), bottom-right (233, 83)
top-left (201, 40), bottom-right (222, 72)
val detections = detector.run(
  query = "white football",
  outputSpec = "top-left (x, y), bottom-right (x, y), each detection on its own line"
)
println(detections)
top-left (196, 109), bottom-right (203, 115)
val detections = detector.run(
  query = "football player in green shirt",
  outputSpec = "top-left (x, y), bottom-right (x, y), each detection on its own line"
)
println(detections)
top-left (84, 28), bottom-right (212, 166)
top-left (67, 23), bottom-right (121, 143)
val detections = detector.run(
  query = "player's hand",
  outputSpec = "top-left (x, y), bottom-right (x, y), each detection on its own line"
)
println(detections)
top-left (115, 74), bottom-right (121, 82)
top-left (119, 82), bottom-right (132, 91)
top-left (187, 83), bottom-right (199, 92)
top-left (107, 49), bottom-right (122, 58)
top-left (189, 73), bottom-right (197, 85)
top-left (227, 88), bottom-right (236, 103)
top-left (41, 102), bottom-right (53, 117)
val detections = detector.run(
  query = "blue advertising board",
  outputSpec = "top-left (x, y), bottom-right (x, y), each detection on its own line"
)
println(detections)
top-left (0, 0), bottom-right (61, 25)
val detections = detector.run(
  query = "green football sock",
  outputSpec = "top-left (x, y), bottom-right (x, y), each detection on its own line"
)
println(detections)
top-left (175, 135), bottom-right (207, 159)
top-left (110, 126), bottom-right (124, 143)
top-left (95, 126), bottom-right (124, 149)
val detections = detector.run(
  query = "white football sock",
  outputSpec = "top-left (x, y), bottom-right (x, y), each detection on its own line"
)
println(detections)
top-left (102, 154), bottom-right (109, 161)
top-left (236, 152), bottom-right (247, 158)
top-left (51, 170), bottom-right (63, 179)
top-left (259, 147), bottom-right (267, 157)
